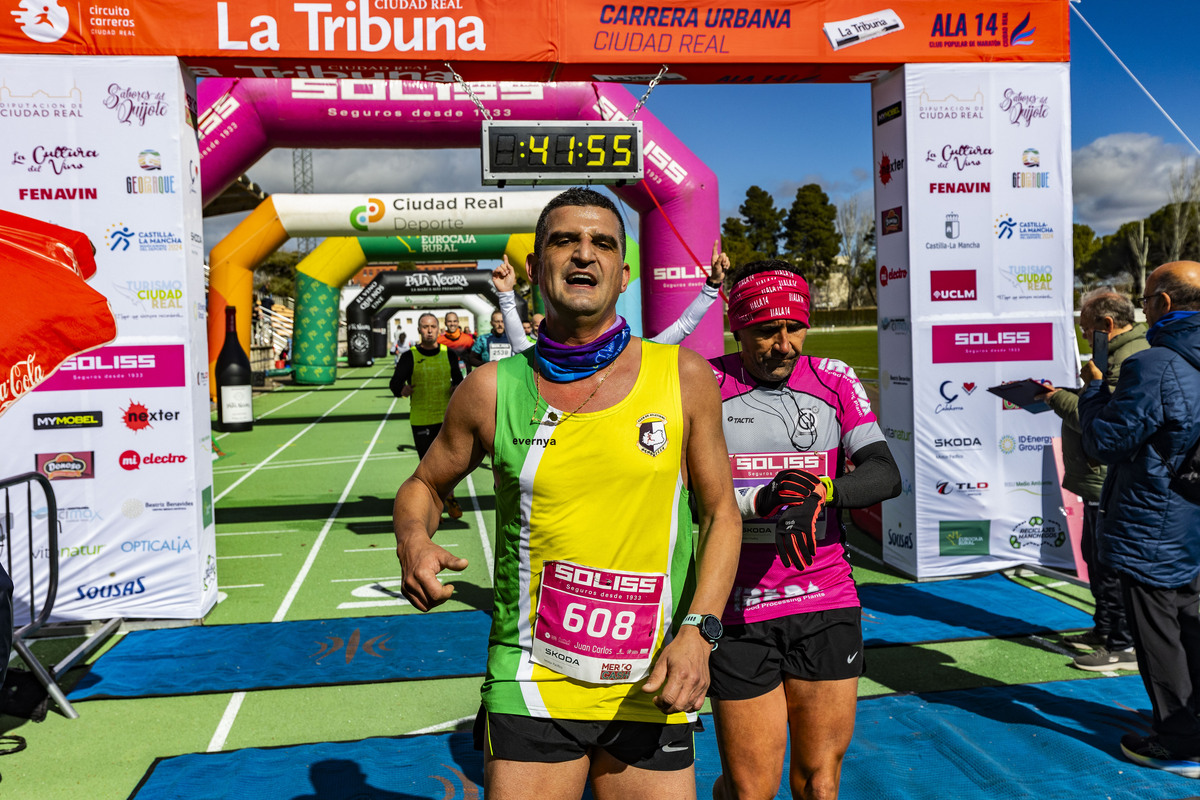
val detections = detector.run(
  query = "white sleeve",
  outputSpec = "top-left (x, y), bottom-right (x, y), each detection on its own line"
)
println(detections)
top-left (735, 485), bottom-right (762, 520)
top-left (498, 290), bottom-right (532, 354)
top-left (648, 283), bottom-right (720, 345)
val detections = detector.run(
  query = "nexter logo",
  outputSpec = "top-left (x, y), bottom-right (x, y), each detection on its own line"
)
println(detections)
top-left (33, 412), bottom-right (102, 430)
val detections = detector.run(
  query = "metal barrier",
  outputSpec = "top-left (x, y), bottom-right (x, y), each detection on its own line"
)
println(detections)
top-left (1, 472), bottom-right (120, 719)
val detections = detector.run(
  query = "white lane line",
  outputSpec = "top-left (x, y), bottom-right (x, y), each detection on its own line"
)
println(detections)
top-left (256, 391), bottom-right (313, 419)
top-left (331, 575), bottom-right (403, 583)
top-left (466, 474), bottom-right (494, 580)
top-left (213, 451), bottom-right (416, 476)
top-left (337, 599), bottom-right (410, 609)
top-left (1028, 635), bottom-right (1078, 657)
top-left (217, 529), bottom-right (300, 537)
top-left (409, 715), bottom-right (475, 735)
top-left (207, 692), bottom-right (246, 752)
top-left (217, 553), bottom-right (283, 560)
top-left (214, 369), bottom-right (386, 504)
top-left (1027, 580), bottom-right (1069, 591)
top-left (208, 378), bottom-right (392, 753)
top-left (219, 584), bottom-right (265, 589)
top-left (342, 545), bottom-right (456, 553)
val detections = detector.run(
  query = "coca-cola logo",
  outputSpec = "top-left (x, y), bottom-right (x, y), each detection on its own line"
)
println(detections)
top-left (10, 144), bottom-right (99, 175)
top-left (2, 352), bottom-right (46, 415)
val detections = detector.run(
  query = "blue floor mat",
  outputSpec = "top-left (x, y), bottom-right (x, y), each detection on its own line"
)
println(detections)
top-left (68, 610), bottom-right (492, 701)
top-left (71, 575), bottom-right (1091, 700)
top-left (858, 572), bottom-right (1094, 646)
top-left (132, 675), bottom-right (1187, 800)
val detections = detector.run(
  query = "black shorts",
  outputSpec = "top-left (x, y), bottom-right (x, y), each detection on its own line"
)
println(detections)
top-left (411, 423), bottom-right (442, 460)
top-left (708, 607), bottom-right (863, 701)
top-left (473, 707), bottom-right (700, 771)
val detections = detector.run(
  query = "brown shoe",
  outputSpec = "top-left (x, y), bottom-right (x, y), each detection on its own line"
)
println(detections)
top-left (445, 497), bottom-right (463, 520)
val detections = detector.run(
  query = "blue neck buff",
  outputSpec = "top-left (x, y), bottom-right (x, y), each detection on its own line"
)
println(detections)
top-left (535, 317), bottom-right (631, 381)
top-left (1147, 309), bottom-right (1200, 344)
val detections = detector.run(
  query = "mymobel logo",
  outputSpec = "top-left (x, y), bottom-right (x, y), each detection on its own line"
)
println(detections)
top-left (11, 1), bottom-right (69, 43)
top-left (876, 101), bottom-right (901, 126)
top-left (350, 197), bottom-right (385, 231)
top-left (33, 411), bottom-right (103, 430)
top-left (930, 270), bottom-right (977, 301)
top-left (939, 520), bottom-right (991, 556)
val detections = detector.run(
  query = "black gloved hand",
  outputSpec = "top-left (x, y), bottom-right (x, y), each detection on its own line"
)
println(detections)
top-left (755, 469), bottom-right (821, 519)
top-left (775, 493), bottom-right (823, 569)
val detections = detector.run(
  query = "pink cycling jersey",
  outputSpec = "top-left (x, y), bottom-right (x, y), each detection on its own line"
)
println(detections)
top-left (710, 353), bottom-right (884, 625)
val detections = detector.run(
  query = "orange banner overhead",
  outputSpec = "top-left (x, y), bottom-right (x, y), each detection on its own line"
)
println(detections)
top-left (0, 1), bottom-right (1068, 81)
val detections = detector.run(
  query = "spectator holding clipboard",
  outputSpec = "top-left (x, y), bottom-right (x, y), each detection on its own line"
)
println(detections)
top-left (1035, 289), bottom-right (1147, 672)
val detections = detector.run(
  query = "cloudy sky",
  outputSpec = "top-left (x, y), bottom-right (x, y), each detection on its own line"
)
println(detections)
top-left (203, 1), bottom-right (1200, 252)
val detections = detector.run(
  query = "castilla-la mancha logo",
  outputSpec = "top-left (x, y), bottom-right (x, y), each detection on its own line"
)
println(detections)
top-left (11, 1), bottom-right (70, 43)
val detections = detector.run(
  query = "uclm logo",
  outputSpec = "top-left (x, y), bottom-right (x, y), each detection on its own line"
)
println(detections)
top-left (11, 1), bottom-right (70, 43)
top-left (932, 323), bottom-right (1053, 363)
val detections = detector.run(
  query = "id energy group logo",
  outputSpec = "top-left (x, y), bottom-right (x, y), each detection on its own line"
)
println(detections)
top-left (350, 197), bottom-right (385, 231)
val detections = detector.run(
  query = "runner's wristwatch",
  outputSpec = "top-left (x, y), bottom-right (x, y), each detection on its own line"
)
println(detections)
top-left (681, 613), bottom-right (724, 651)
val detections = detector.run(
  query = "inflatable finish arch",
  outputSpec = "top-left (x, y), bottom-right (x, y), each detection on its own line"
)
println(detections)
top-left (198, 79), bottom-right (721, 355)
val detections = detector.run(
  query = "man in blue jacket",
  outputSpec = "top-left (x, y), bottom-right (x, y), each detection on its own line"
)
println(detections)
top-left (1080, 260), bottom-right (1200, 777)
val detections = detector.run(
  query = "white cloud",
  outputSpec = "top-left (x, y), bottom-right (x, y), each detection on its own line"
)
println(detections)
top-left (1072, 133), bottom-right (1191, 235)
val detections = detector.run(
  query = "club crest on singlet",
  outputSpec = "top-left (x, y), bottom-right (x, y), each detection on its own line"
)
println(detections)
top-left (795, 408), bottom-right (818, 449)
top-left (636, 413), bottom-right (669, 456)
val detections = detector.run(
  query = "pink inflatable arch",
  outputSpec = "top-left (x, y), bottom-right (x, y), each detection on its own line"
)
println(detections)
top-left (198, 79), bottom-right (721, 353)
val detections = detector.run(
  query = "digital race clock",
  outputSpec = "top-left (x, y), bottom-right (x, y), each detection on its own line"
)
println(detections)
top-left (481, 120), bottom-right (644, 186)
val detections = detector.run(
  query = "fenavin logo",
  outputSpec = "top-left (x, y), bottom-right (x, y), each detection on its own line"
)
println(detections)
top-left (33, 411), bottom-right (102, 430)
top-left (350, 197), bottom-right (385, 231)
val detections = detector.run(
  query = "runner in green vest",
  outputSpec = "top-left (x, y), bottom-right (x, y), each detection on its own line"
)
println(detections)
top-left (390, 312), bottom-right (465, 518)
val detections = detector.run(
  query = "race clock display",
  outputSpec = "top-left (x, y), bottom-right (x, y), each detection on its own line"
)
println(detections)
top-left (481, 120), bottom-right (644, 186)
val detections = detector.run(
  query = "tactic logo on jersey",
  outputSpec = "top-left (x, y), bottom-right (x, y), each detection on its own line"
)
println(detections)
top-left (636, 413), bottom-right (669, 457)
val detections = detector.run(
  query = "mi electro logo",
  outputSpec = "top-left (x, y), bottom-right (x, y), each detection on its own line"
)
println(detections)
top-left (33, 411), bottom-right (102, 430)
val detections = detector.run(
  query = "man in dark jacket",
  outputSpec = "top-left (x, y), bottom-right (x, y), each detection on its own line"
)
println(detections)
top-left (1080, 261), bottom-right (1200, 776)
top-left (1039, 290), bottom-right (1147, 671)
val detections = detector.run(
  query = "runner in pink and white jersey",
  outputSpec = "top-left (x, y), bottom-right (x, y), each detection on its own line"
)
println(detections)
top-left (707, 258), bottom-right (900, 800)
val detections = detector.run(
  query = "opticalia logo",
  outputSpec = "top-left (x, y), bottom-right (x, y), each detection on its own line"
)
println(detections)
top-left (878, 265), bottom-right (907, 286)
top-left (881, 206), bottom-right (902, 235)
top-left (939, 520), bottom-right (991, 556)
top-left (121, 400), bottom-right (181, 432)
top-left (36, 451), bottom-right (94, 480)
top-left (75, 576), bottom-right (147, 601)
top-left (878, 152), bottom-right (904, 185)
top-left (350, 197), bottom-right (386, 231)
top-left (35, 344), bottom-right (186, 391)
top-left (119, 450), bottom-right (188, 470)
top-left (876, 101), bottom-right (901, 126)
top-left (999, 87), bottom-right (1049, 127)
top-left (1009, 516), bottom-right (1066, 550)
top-left (11, 1), bottom-right (70, 43)
top-left (930, 270), bottom-right (977, 301)
top-left (879, 316), bottom-right (910, 334)
top-left (33, 411), bottom-right (103, 430)
top-left (925, 143), bottom-right (993, 171)
top-left (932, 323), bottom-right (1053, 363)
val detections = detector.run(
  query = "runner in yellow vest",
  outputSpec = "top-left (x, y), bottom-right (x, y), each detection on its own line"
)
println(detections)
top-left (392, 188), bottom-right (742, 799)
top-left (390, 312), bottom-right (464, 518)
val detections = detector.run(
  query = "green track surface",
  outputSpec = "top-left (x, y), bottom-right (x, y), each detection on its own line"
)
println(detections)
top-left (2, 362), bottom-right (1106, 799)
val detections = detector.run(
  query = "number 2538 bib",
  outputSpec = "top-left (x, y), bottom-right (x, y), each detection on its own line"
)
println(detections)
top-left (532, 560), bottom-right (666, 685)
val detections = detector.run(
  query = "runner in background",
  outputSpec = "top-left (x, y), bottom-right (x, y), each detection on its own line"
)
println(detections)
top-left (390, 312), bottom-right (464, 519)
top-left (467, 310), bottom-right (512, 367)
top-left (392, 188), bottom-right (741, 799)
top-left (438, 311), bottom-right (475, 374)
top-left (491, 240), bottom-right (727, 351)
top-left (707, 258), bottom-right (900, 800)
